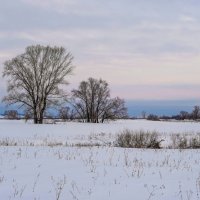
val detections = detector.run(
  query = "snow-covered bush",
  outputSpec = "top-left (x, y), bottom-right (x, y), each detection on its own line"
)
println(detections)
top-left (170, 133), bottom-right (200, 149)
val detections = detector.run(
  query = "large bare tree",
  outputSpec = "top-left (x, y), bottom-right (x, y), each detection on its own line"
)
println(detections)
top-left (2, 45), bottom-right (74, 124)
top-left (71, 77), bottom-right (128, 123)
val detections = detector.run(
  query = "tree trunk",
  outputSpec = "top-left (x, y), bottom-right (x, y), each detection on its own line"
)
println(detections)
top-left (38, 109), bottom-right (44, 124)
top-left (38, 118), bottom-right (43, 124)
top-left (34, 117), bottom-right (38, 124)
top-left (33, 108), bottom-right (38, 124)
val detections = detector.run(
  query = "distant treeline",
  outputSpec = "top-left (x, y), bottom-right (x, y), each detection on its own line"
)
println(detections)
top-left (146, 105), bottom-right (200, 121)
top-left (3, 105), bottom-right (200, 122)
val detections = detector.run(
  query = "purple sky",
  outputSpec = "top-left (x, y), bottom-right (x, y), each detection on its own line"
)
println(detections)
top-left (1, 0), bottom-right (200, 100)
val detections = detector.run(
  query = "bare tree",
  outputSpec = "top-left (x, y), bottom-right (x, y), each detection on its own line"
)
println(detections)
top-left (179, 111), bottom-right (189, 120)
top-left (71, 78), bottom-right (128, 123)
top-left (192, 105), bottom-right (200, 120)
top-left (2, 45), bottom-right (74, 124)
top-left (24, 108), bottom-right (33, 122)
top-left (100, 97), bottom-right (128, 123)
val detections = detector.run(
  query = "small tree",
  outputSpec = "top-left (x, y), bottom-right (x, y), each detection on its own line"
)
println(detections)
top-left (24, 109), bottom-right (33, 122)
top-left (179, 111), bottom-right (189, 120)
top-left (4, 110), bottom-right (19, 119)
top-left (2, 45), bottom-right (74, 124)
top-left (71, 77), bottom-right (128, 123)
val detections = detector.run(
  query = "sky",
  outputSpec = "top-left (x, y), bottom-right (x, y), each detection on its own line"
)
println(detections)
top-left (1, 0), bottom-right (200, 105)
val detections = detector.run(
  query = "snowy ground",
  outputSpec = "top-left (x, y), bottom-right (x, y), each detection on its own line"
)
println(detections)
top-left (1, 119), bottom-right (200, 146)
top-left (0, 119), bottom-right (200, 199)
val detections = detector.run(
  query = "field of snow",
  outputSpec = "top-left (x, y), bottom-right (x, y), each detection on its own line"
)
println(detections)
top-left (1, 119), bottom-right (200, 146)
top-left (0, 119), bottom-right (200, 199)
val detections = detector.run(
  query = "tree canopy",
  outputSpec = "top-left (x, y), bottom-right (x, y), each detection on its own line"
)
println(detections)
top-left (3, 45), bottom-right (74, 124)
top-left (71, 77), bottom-right (128, 123)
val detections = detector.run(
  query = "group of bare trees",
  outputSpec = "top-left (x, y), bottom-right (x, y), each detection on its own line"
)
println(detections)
top-left (71, 78), bottom-right (127, 123)
top-left (146, 106), bottom-right (200, 121)
top-left (178, 106), bottom-right (200, 120)
top-left (2, 45), bottom-right (127, 124)
top-left (3, 45), bottom-right (200, 123)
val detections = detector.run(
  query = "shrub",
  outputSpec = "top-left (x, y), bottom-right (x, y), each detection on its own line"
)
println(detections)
top-left (189, 137), bottom-right (200, 148)
top-left (170, 134), bottom-right (200, 149)
top-left (115, 129), bottom-right (163, 149)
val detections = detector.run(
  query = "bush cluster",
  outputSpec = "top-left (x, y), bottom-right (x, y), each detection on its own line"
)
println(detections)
top-left (115, 130), bottom-right (163, 149)
top-left (170, 134), bottom-right (200, 149)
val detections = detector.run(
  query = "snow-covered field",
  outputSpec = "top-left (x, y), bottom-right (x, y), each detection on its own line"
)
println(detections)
top-left (0, 119), bottom-right (200, 199)
top-left (1, 119), bottom-right (200, 146)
